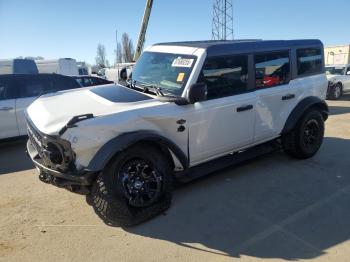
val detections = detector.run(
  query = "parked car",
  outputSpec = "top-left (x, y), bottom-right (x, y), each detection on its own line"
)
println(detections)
top-left (325, 64), bottom-right (350, 99)
top-left (35, 58), bottom-right (79, 76)
top-left (0, 59), bottom-right (38, 75)
top-left (0, 74), bottom-right (82, 139)
top-left (73, 75), bottom-right (114, 87)
top-left (26, 39), bottom-right (328, 226)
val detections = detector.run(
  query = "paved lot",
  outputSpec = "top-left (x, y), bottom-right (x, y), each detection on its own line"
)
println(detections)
top-left (1, 96), bottom-right (350, 262)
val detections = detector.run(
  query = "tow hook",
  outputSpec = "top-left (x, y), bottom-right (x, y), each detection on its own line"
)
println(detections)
top-left (39, 172), bottom-right (52, 184)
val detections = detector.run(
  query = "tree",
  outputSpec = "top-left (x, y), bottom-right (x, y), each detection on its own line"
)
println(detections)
top-left (115, 42), bottom-right (123, 64)
top-left (95, 44), bottom-right (109, 68)
top-left (121, 33), bottom-right (135, 62)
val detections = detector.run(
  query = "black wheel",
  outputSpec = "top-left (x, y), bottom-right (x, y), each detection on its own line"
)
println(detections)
top-left (89, 144), bottom-right (173, 226)
top-left (329, 83), bottom-right (343, 100)
top-left (282, 110), bottom-right (324, 159)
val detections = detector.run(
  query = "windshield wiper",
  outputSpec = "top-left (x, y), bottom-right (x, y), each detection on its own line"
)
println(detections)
top-left (132, 80), bottom-right (166, 97)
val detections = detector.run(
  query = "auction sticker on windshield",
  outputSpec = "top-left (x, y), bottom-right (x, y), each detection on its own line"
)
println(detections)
top-left (172, 57), bottom-right (194, 68)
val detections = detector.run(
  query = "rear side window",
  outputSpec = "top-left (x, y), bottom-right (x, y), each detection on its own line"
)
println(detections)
top-left (255, 51), bottom-right (290, 88)
top-left (0, 80), bottom-right (10, 100)
top-left (0, 79), bottom-right (19, 100)
top-left (18, 77), bottom-right (55, 98)
top-left (200, 55), bottom-right (249, 100)
top-left (54, 76), bottom-right (81, 90)
top-left (297, 48), bottom-right (323, 76)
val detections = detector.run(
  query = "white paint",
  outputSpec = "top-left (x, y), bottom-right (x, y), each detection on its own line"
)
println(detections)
top-left (25, 43), bottom-right (329, 170)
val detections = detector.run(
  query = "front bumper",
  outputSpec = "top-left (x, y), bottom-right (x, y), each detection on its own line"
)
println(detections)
top-left (27, 140), bottom-right (97, 187)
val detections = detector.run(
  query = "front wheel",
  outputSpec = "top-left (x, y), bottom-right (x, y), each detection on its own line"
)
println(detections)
top-left (328, 83), bottom-right (343, 100)
top-left (282, 110), bottom-right (325, 159)
top-left (89, 144), bottom-right (173, 226)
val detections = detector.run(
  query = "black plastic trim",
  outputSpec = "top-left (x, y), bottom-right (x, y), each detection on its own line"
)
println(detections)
top-left (58, 114), bottom-right (94, 136)
top-left (87, 131), bottom-right (189, 172)
top-left (282, 96), bottom-right (329, 134)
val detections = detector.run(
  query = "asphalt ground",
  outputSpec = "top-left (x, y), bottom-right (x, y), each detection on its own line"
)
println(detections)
top-left (1, 95), bottom-right (350, 262)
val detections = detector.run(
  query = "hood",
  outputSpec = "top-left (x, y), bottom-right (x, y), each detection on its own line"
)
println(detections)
top-left (27, 84), bottom-right (161, 135)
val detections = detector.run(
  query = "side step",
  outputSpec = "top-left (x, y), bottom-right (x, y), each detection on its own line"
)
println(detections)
top-left (176, 140), bottom-right (281, 183)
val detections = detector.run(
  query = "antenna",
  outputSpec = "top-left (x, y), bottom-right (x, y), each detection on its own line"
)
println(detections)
top-left (212, 0), bottom-right (234, 40)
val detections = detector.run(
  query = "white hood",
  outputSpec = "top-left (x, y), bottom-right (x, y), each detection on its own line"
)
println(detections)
top-left (26, 84), bottom-right (160, 135)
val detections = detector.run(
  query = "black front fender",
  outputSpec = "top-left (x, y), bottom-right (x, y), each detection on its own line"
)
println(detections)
top-left (87, 131), bottom-right (189, 172)
top-left (282, 96), bottom-right (329, 135)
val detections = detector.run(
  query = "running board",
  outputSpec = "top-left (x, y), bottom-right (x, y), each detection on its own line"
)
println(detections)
top-left (175, 140), bottom-right (281, 183)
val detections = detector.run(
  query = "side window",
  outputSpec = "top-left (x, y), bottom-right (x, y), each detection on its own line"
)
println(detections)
top-left (19, 78), bottom-right (46, 98)
top-left (0, 80), bottom-right (8, 100)
top-left (200, 55), bottom-right (249, 100)
top-left (75, 77), bottom-right (84, 86)
top-left (297, 48), bottom-right (322, 76)
top-left (55, 77), bottom-right (80, 91)
top-left (255, 51), bottom-right (290, 88)
top-left (346, 67), bottom-right (350, 75)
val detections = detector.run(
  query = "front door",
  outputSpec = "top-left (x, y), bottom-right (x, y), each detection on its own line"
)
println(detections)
top-left (0, 78), bottom-right (19, 139)
top-left (188, 54), bottom-right (256, 166)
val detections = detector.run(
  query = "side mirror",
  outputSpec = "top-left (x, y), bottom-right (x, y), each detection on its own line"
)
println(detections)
top-left (188, 82), bottom-right (207, 104)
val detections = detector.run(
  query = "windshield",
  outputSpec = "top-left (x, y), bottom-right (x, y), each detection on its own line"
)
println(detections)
top-left (131, 52), bottom-right (196, 96)
top-left (326, 66), bottom-right (345, 75)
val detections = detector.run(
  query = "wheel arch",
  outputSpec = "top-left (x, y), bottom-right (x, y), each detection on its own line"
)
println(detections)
top-left (282, 96), bottom-right (329, 135)
top-left (86, 131), bottom-right (189, 172)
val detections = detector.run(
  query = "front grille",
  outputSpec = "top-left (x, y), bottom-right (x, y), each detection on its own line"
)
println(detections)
top-left (27, 121), bottom-right (44, 158)
top-left (26, 118), bottom-right (75, 172)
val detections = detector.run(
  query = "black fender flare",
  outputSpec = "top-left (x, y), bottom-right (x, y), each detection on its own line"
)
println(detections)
top-left (86, 131), bottom-right (189, 172)
top-left (282, 96), bottom-right (329, 135)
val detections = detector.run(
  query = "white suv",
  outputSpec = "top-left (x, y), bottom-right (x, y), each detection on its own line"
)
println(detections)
top-left (326, 64), bottom-right (350, 99)
top-left (26, 40), bottom-right (329, 226)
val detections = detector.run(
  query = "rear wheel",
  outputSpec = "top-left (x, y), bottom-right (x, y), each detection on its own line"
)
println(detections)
top-left (282, 110), bottom-right (324, 159)
top-left (90, 144), bottom-right (173, 226)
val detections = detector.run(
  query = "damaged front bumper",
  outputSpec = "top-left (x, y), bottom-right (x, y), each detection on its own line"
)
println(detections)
top-left (27, 140), bottom-right (97, 187)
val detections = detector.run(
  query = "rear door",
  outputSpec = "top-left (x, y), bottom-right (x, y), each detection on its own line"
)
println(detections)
top-left (0, 77), bottom-right (19, 139)
top-left (16, 75), bottom-right (56, 135)
top-left (254, 50), bottom-right (298, 142)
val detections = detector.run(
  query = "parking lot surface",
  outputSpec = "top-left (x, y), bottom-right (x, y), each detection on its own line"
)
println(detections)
top-left (1, 96), bottom-right (350, 262)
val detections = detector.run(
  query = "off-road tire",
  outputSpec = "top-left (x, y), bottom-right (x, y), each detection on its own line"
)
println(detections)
top-left (282, 109), bottom-right (324, 159)
top-left (89, 144), bottom-right (173, 227)
top-left (328, 83), bottom-right (343, 100)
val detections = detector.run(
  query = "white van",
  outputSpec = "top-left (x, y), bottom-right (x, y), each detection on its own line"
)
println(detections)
top-left (0, 59), bottom-right (38, 74)
top-left (35, 58), bottom-right (79, 76)
top-left (101, 63), bottom-right (134, 82)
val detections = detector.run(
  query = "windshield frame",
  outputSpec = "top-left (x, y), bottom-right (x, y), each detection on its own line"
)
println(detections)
top-left (131, 51), bottom-right (198, 97)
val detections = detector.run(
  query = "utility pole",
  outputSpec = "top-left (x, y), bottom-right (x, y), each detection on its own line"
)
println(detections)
top-left (133, 0), bottom-right (154, 61)
top-left (116, 29), bottom-right (118, 65)
top-left (212, 0), bottom-right (234, 40)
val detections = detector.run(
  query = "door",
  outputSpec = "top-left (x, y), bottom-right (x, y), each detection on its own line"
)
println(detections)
top-left (188, 54), bottom-right (256, 165)
top-left (254, 50), bottom-right (298, 142)
top-left (0, 78), bottom-right (19, 139)
top-left (344, 66), bottom-right (350, 91)
top-left (15, 75), bottom-right (56, 135)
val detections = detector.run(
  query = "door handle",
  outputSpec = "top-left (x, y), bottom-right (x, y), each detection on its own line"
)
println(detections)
top-left (0, 106), bottom-right (13, 111)
top-left (237, 105), bottom-right (253, 112)
top-left (282, 94), bottom-right (295, 100)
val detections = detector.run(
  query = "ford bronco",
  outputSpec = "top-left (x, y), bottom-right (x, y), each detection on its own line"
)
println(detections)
top-left (26, 40), bottom-right (329, 226)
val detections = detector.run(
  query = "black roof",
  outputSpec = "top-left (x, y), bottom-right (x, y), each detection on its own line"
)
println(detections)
top-left (154, 39), bottom-right (323, 56)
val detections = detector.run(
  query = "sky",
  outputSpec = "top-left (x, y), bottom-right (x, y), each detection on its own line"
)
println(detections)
top-left (0, 0), bottom-right (349, 64)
